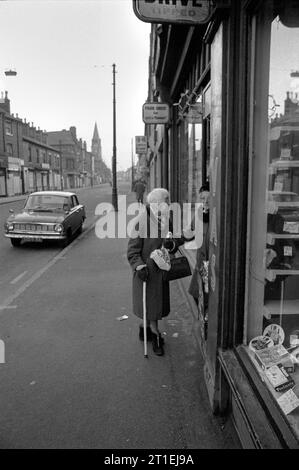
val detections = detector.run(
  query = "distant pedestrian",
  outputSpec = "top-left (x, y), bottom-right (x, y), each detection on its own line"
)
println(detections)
top-left (134, 179), bottom-right (146, 204)
top-left (127, 188), bottom-right (184, 356)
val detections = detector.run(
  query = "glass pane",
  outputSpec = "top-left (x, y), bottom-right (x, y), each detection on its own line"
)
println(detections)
top-left (248, 3), bottom-right (299, 434)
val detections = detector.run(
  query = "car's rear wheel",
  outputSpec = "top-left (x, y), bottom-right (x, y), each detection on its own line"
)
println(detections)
top-left (11, 238), bottom-right (22, 247)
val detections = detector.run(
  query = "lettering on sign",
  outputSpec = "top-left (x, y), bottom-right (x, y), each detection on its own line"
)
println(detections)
top-left (142, 102), bottom-right (170, 124)
top-left (133, 0), bottom-right (215, 24)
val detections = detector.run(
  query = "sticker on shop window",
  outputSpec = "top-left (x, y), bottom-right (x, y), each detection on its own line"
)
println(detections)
top-left (284, 246), bottom-right (293, 256)
top-left (274, 182), bottom-right (283, 192)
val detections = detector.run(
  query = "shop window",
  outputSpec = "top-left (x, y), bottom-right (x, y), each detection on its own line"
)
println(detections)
top-left (187, 96), bottom-right (203, 203)
top-left (247, 1), bottom-right (299, 435)
top-left (6, 143), bottom-right (13, 156)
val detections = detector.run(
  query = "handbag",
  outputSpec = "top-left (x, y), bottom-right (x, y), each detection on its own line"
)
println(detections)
top-left (162, 249), bottom-right (191, 281)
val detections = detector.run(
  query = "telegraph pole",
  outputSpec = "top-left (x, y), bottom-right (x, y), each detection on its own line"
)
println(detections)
top-left (112, 63), bottom-right (118, 211)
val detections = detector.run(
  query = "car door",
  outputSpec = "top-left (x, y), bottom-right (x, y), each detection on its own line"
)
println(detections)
top-left (70, 195), bottom-right (83, 231)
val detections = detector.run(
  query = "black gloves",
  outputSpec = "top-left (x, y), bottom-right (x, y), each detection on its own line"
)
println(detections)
top-left (136, 266), bottom-right (149, 282)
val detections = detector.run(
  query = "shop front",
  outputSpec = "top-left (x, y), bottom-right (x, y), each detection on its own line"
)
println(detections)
top-left (6, 157), bottom-right (23, 196)
top-left (220, 0), bottom-right (299, 448)
top-left (136, 0), bottom-right (299, 449)
top-left (0, 157), bottom-right (7, 196)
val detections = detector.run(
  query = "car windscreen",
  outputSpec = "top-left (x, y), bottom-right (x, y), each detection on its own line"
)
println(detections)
top-left (25, 195), bottom-right (70, 211)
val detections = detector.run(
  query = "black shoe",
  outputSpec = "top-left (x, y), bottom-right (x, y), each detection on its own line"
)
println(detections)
top-left (151, 332), bottom-right (164, 356)
top-left (139, 326), bottom-right (152, 341)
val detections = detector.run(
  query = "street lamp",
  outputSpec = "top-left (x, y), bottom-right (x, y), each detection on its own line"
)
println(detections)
top-left (4, 69), bottom-right (17, 76)
top-left (112, 63), bottom-right (118, 211)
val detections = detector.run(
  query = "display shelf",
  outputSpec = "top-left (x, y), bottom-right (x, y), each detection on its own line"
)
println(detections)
top-left (263, 299), bottom-right (299, 319)
top-left (247, 347), bottom-right (299, 436)
top-left (267, 232), bottom-right (299, 245)
top-left (267, 201), bottom-right (299, 210)
top-left (266, 269), bottom-right (299, 281)
top-left (269, 160), bottom-right (299, 169)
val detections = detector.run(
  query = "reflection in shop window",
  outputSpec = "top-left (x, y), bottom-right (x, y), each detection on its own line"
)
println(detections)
top-left (248, 5), bottom-right (299, 431)
top-left (187, 96), bottom-right (203, 204)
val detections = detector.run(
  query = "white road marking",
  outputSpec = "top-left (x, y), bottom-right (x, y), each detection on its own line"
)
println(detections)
top-left (10, 270), bottom-right (28, 284)
top-left (0, 219), bottom-right (98, 314)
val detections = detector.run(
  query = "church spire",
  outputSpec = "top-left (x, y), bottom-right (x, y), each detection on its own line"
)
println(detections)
top-left (92, 122), bottom-right (100, 142)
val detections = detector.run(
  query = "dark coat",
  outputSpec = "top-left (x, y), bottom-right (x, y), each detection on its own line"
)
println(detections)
top-left (188, 220), bottom-right (209, 314)
top-left (134, 181), bottom-right (145, 197)
top-left (127, 205), bottom-right (184, 321)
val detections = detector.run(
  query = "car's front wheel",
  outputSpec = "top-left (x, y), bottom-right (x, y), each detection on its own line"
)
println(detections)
top-left (10, 238), bottom-right (22, 247)
top-left (60, 228), bottom-right (72, 248)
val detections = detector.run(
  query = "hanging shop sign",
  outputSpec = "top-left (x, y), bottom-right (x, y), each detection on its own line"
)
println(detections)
top-left (135, 136), bottom-right (147, 154)
top-left (41, 163), bottom-right (50, 170)
top-left (133, 0), bottom-right (230, 25)
top-left (186, 102), bottom-right (202, 124)
top-left (142, 102), bottom-right (170, 124)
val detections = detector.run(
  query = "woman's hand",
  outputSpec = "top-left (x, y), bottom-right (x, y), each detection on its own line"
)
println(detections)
top-left (136, 264), bottom-right (149, 281)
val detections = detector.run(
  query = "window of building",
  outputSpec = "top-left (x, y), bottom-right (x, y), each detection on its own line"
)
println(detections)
top-left (5, 120), bottom-right (13, 135)
top-left (246, 1), bottom-right (299, 436)
top-left (66, 159), bottom-right (74, 170)
top-left (6, 143), bottom-right (13, 156)
top-left (36, 148), bottom-right (39, 163)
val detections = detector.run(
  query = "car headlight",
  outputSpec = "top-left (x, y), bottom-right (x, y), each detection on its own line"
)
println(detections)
top-left (7, 223), bottom-right (14, 231)
top-left (54, 224), bottom-right (63, 233)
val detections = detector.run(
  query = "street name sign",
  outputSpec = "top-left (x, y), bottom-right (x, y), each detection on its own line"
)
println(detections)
top-left (142, 102), bottom-right (170, 124)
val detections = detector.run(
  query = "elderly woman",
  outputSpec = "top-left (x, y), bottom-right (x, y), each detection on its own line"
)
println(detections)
top-left (127, 188), bottom-right (184, 356)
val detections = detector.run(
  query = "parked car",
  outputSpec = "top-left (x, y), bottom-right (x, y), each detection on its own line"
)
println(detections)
top-left (4, 191), bottom-right (86, 247)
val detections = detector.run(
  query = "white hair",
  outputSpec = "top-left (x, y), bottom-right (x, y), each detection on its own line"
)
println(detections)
top-left (147, 188), bottom-right (170, 204)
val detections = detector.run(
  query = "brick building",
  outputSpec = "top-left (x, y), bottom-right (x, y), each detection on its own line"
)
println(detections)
top-left (0, 91), bottom-right (61, 196)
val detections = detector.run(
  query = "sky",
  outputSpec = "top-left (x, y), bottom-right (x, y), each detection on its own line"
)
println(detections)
top-left (0, 0), bottom-right (151, 171)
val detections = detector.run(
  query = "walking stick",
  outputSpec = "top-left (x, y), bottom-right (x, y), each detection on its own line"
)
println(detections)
top-left (143, 281), bottom-right (148, 358)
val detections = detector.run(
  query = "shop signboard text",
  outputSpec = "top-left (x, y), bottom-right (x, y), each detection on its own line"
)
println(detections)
top-left (142, 102), bottom-right (170, 124)
top-left (133, 0), bottom-right (213, 24)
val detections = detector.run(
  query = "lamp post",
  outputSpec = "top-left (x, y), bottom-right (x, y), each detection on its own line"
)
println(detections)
top-left (112, 63), bottom-right (118, 211)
